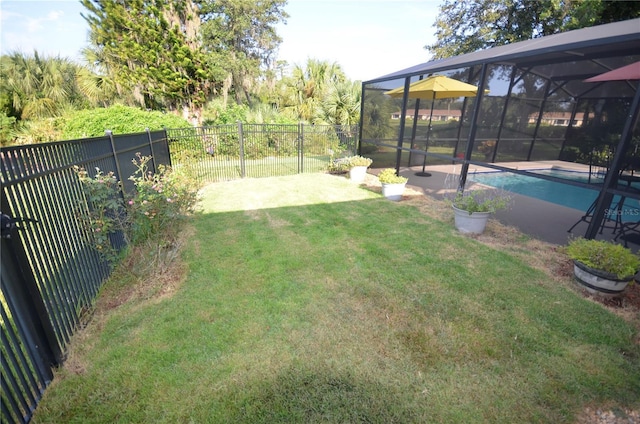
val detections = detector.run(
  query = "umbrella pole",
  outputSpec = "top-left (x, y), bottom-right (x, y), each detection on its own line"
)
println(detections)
top-left (415, 95), bottom-right (435, 177)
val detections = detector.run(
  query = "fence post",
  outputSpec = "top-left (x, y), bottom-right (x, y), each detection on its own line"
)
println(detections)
top-left (298, 122), bottom-right (304, 173)
top-left (162, 127), bottom-right (173, 167)
top-left (237, 121), bottom-right (246, 178)
top-left (145, 128), bottom-right (157, 172)
top-left (105, 130), bottom-right (127, 198)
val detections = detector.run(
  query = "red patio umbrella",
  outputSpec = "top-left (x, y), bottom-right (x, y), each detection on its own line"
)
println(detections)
top-left (584, 61), bottom-right (640, 82)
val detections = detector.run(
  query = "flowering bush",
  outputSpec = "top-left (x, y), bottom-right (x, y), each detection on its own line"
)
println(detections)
top-left (126, 154), bottom-right (198, 244)
top-left (75, 153), bottom-right (198, 265)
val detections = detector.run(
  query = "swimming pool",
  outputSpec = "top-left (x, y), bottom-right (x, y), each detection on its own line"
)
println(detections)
top-left (470, 168), bottom-right (640, 222)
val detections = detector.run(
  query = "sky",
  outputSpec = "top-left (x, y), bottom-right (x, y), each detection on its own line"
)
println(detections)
top-left (0, 0), bottom-right (440, 82)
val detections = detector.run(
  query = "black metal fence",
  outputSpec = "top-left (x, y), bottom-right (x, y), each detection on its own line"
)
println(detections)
top-left (1, 123), bottom-right (358, 423)
top-left (167, 123), bottom-right (358, 183)
top-left (1, 130), bottom-right (170, 424)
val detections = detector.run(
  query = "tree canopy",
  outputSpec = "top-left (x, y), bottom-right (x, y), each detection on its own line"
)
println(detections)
top-left (199, 0), bottom-right (288, 106)
top-left (427, 0), bottom-right (640, 59)
top-left (81, 0), bottom-right (218, 123)
top-left (79, 0), bottom-right (288, 123)
top-left (0, 0), bottom-right (363, 145)
top-left (0, 52), bottom-right (86, 120)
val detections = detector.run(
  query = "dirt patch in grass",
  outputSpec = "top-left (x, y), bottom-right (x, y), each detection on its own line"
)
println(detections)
top-left (100, 234), bottom-right (189, 311)
top-left (62, 225), bottom-right (193, 376)
top-left (576, 405), bottom-right (640, 424)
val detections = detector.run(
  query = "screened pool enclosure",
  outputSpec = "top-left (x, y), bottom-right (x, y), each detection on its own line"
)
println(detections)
top-left (359, 18), bottom-right (640, 240)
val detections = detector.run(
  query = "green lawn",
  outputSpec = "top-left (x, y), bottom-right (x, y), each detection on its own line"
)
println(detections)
top-left (33, 174), bottom-right (640, 423)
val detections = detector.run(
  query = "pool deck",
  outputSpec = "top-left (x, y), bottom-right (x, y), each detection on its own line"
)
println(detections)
top-left (385, 160), bottom-right (640, 251)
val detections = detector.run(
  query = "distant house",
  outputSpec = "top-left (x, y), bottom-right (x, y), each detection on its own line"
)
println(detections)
top-left (391, 109), bottom-right (462, 121)
top-left (528, 111), bottom-right (589, 126)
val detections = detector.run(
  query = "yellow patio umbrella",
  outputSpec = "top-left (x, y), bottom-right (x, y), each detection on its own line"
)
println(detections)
top-left (385, 75), bottom-right (480, 176)
top-left (384, 75), bottom-right (480, 99)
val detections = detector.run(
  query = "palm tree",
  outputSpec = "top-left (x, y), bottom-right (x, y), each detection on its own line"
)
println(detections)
top-left (0, 51), bottom-right (84, 120)
top-left (317, 79), bottom-right (361, 125)
top-left (76, 45), bottom-right (121, 107)
top-left (280, 59), bottom-right (349, 122)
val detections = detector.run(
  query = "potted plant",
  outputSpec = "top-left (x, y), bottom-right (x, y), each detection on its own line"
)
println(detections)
top-left (346, 155), bottom-right (373, 183)
top-left (327, 156), bottom-right (351, 174)
top-left (566, 238), bottom-right (640, 296)
top-left (449, 189), bottom-right (510, 234)
top-left (378, 168), bottom-right (408, 201)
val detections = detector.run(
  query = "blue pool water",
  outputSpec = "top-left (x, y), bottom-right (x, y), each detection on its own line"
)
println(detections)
top-left (470, 169), bottom-right (640, 221)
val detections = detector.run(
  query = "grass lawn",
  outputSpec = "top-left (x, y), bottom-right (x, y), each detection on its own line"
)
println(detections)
top-left (33, 173), bottom-right (640, 423)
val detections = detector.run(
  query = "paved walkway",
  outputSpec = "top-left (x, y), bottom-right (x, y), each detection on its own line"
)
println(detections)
top-left (379, 161), bottom-right (639, 252)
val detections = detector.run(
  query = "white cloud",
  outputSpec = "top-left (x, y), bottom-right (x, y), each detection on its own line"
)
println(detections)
top-left (47, 10), bottom-right (63, 20)
top-left (26, 17), bottom-right (43, 32)
top-left (0, 8), bottom-right (17, 22)
top-left (24, 8), bottom-right (63, 32)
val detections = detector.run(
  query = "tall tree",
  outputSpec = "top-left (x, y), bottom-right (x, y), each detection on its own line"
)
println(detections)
top-left (427, 0), bottom-right (640, 58)
top-left (81, 0), bottom-right (219, 123)
top-left (198, 0), bottom-right (288, 106)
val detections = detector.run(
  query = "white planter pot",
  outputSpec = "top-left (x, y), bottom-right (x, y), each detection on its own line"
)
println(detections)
top-left (453, 206), bottom-right (491, 234)
top-left (573, 260), bottom-right (633, 297)
top-left (349, 166), bottom-right (368, 183)
top-left (381, 182), bottom-right (406, 201)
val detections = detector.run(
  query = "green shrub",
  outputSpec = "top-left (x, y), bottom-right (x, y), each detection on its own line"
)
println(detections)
top-left (216, 133), bottom-right (241, 157)
top-left (126, 154), bottom-right (199, 244)
top-left (12, 117), bottom-right (65, 145)
top-left (0, 112), bottom-right (17, 146)
top-left (303, 130), bottom-right (341, 156)
top-left (202, 101), bottom-right (249, 125)
top-left (345, 155), bottom-right (373, 167)
top-left (73, 167), bottom-right (126, 263)
top-left (566, 238), bottom-right (640, 279)
top-left (74, 154), bottom-right (199, 265)
top-left (62, 105), bottom-right (191, 138)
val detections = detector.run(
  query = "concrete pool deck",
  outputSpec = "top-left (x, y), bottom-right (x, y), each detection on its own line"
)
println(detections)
top-left (384, 161), bottom-right (639, 251)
